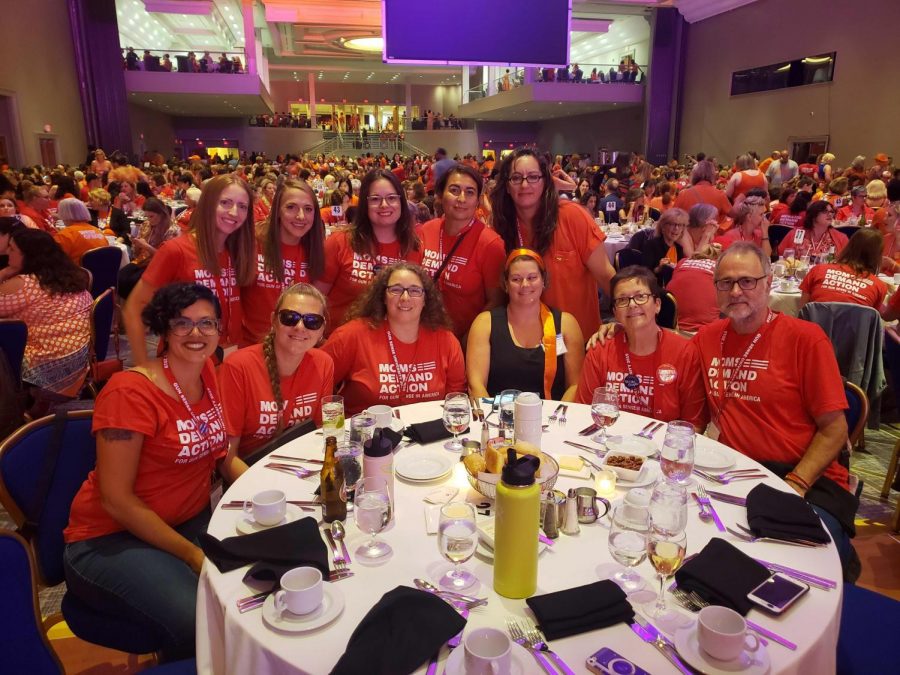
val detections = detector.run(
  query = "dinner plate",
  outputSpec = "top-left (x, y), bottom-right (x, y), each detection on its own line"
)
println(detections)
top-left (605, 436), bottom-right (657, 458)
top-left (616, 461), bottom-right (661, 488)
top-left (444, 639), bottom-right (529, 675)
top-left (395, 451), bottom-right (456, 482)
top-left (236, 504), bottom-right (305, 535)
top-left (674, 624), bottom-right (771, 674)
top-left (693, 444), bottom-right (735, 471)
top-left (261, 584), bottom-right (344, 633)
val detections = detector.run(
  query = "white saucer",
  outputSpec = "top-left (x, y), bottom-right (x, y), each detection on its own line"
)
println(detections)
top-left (617, 461), bottom-right (661, 488)
top-left (236, 503), bottom-right (305, 535)
top-left (261, 584), bottom-right (345, 633)
top-left (395, 451), bottom-right (455, 482)
top-left (694, 444), bottom-right (735, 471)
top-left (674, 625), bottom-right (771, 674)
top-left (606, 436), bottom-right (658, 458)
top-left (444, 641), bottom-right (529, 675)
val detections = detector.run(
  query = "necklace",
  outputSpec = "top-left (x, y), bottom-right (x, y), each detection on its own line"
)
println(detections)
top-left (714, 311), bottom-right (775, 424)
top-left (385, 327), bottom-right (419, 399)
top-left (162, 356), bottom-right (224, 438)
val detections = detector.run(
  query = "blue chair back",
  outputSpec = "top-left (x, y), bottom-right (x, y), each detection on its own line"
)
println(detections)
top-left (0, 530), bottom-right (63, 674)
top-left (81, 246), bottom-right (121, 299)
top-left (767, 224), bottom-right (792, 253)
top-left (614, 248), bottom-right (644, 271)
top-left (91, 288), bottom-right (115, 362)
top-left (658, 292), bottom-right (678, 330)
top-left (0, 319), bottom-right (27, 384)
top-left (836, 225), bottom-right (860, 239)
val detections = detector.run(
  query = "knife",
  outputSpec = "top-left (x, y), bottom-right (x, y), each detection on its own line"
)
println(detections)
top-left (563, 440), bottom-right (602, 455)
top-left (578, 423), bottom-right (599, 436)
top-left (268, 454), bottom-right (325, 464)
top-left (695, 491), bottom-right (727, 532)
top-left (630, 616), bottom-right (692, 674)
top-left (704, 489), bottom-right (748, 506)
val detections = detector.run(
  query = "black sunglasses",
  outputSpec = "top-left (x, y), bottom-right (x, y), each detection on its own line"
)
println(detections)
top-left (278, 310), bottom-right (325, 330)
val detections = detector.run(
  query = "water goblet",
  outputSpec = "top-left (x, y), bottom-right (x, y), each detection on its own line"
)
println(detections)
top-left (648, 481), bottom-right (688, 536)
top-left (607, 504), bottom-right (649, 593)
top-left (660, 421), bottom-right (695, 486)
top-left (442, 392), bottom-right (471, 452)
top-left (590, 387), bottom-right (620, 447)
top-left (437, 502), bottom-right (479, 590)
top-left (354, 476), bottom-right (392, 558)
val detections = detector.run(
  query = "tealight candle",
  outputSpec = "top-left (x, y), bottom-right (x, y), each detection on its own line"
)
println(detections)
top-left (595, 469), bottom-right (617, 498)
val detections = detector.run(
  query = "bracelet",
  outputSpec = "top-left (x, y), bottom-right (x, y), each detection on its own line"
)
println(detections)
top-left (785, 471), bottom-right (811, 491)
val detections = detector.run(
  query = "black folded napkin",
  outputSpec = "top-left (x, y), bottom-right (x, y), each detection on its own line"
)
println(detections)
top-left (330, 586), bottom-right (466, 675)
top-left (199, 516), bottom-right (330, 580)
top-left (525, 580), bottom-right (634, 640)
top-left (675, 537), bottom-right (770, 615)
top-left (404, 418), bottom-right (465, 445)
top-left (380, 425), bottom-right (403, 449)
top-left (746, 483), bottom-right (830, 544)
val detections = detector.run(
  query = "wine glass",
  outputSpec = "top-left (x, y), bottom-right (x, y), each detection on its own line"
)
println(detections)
top-left (648, 481), bottom-right (688, 536)
top-left (772, 260), bottom-right (786, 287)
top-left (437, 502), bottom-right (479, 590)
top-left (335, 441), bottom-right (363, 507)
top-left (660, 421), bottom-right (695, 486)
top-left (607, 504), bottom-right (649, 592)
top-left (354, 476), bottom-right (392, 558)
top-left (591, 387), bottom-right (620, 447)
top-left (442, 392), bottom-right (471, 452)
top-left (647, 528), bottom-right (687, 620)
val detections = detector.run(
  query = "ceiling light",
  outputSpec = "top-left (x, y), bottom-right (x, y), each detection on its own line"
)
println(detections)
top-left (343, 37), bottom-right (383, 52)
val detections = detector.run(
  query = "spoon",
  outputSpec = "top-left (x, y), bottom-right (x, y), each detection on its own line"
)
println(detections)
top-left (331, 520), bottom-right (351, 564)
top-left (413, 578), bottom-right (488, 607)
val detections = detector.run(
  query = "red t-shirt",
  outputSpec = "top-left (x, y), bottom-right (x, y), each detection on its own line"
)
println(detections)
top-left (673, 182), bottom-right (732, 221)
top-left (713, 228), bottom-right (764, 250)
top-left (240, 242), bottom-right (310, 346)
top-left (774, 212), bottom-right (804, 228)
top-left (798, 163), bottom-right (818, 177)
top-left (321, 318), bottom-right (466, 415)
top-left (518, 200), bottom-right (606, 338)
top-left (667, 258), bottom-right (719, 333)
top-left (219, 344), bottom-right (334, 456)
top-left (320, 231), bottom-right (424, 331)
top-left (777, 227), bottom-right (849, 258)
top-left (142, 235), bottom-right (242, 346)
top-left (418, 218), bottom-right (506, 337)
top-left (575, 330), bottom-right (707, 429)
top-left (64, 360), bottom-right (227, 542)
top-left (693, 315), bottom-right (849, 487)
top-left (835, 205), bottom-right (875, 224)
top-left (799, 263), bottom-right (887, 308)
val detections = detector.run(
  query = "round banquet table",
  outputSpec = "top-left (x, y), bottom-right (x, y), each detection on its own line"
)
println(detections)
top-left (196, 401), bottom-right (843, 675)
top-left (604, 235), bottom-right (632, 261)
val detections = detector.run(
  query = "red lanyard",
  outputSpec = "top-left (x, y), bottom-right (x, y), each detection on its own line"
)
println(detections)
top-left (385, 328), bottom-right (409, 398)
top-left (162, 356), bottom-right (223, 438)
top-left (714, 311), bottom-right (775, 423)
top-left (437, 217), bottom-right (474, 282)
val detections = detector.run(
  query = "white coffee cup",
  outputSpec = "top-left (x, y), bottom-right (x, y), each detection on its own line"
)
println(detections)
top-left (463, 627), bottom-right (512, 675)
top-left (697, 605), bottom-right (760, 662)
top-left (274, 567), bottom-right (323, 616)
top-left (243, 489), bottom-right (286, 527)
top-left (367, 404), bottom-right (394, 428)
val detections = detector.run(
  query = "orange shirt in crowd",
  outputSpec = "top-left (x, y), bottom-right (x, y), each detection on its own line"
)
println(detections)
top-left (64, 360), bottom-right (227, 543)
top-left (574, 330), bottom-right (707, 429)
top-left (142, 235), bottom-right (243, 347)
top-left (240, 241), bottom-right (310, 346)
top-left (418, 217), bottom-right (506, 337)
top-left (18, 204), bottom-right (55, 234)
top-left (648, 196), bottom-right (673, 213)
top-left (798, 263), bottom-right (888, 308)
top-left (757, 157), bottom-right (774, 174)
top-left (693, 314), bottom-right (849, 488)
top-left (219, 344), bottom-right (334, 456)
top-left (776, 227), bottom-right (849, 258)
top-left (321, 318), bottom-right (465, 415)
top-left (176, 207), bottom-right (194, 232)
top-left (835, 205), bottom-right (875, 224)
top-left (673, 182), bottom-right (732, 222)
top-left (55, 222), bottom-right (110, 264)
top-left (319, 230), bottom-right (424, 331)
top-left (667, 258), bottom-right (719, 333)
top-left (729, 170), bottom-right (767, 200)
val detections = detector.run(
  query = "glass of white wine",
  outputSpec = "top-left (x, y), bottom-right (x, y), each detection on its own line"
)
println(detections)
top-left (437, 502), bottom-right (479, 590)
top-left (591, 387), bottom-right (620, 447)
top-left (607, 504), bottom-right (649, 592)
top-left (647, 529), bottom-right (687, 620)
top-left (442, 392), bottom-right (471, 452)
top-left (354, 476), bottom-right (392, 559)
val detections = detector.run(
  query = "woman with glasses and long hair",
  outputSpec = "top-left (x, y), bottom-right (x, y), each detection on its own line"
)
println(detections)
top-left (777, 199), bottom-right (849, 258)
top-left (220, 283), bottom-right (333, 458)
top-left (714, 196), bottom-right (772, 258)
top-left (240, 178), bottom-right (326, 345)
top-left (315, 169), bottom-right (423, 332)
top-left (466, 249), bottom-right (584, 401)
top-left (576, 266), bottom-right (706, 429)
top-left (123, 175), bottom-right (257, 365)
top-left (640, 207), bottom-right (689, 285)
top-left (490, 147), bottom-right (615, 338)
top-left (64, 283), bottom-right (245, 662)
top-left (321, 262), bottom-right (464, 416)
top-left (798, 228), bottom-right (888, 309)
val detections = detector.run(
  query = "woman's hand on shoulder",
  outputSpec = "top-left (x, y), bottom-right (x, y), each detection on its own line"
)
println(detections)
top-left (585, 321), bottom-right (621, 350)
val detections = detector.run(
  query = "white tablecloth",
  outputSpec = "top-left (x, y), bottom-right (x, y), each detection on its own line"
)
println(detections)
top-left (604, 236), bottom-right (632, 261)
top-left (197, 401), bottom-right (842, 674)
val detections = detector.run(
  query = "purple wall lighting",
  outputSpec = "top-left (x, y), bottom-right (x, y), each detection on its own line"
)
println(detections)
top-left (382, 0), bottom-right (571, 67)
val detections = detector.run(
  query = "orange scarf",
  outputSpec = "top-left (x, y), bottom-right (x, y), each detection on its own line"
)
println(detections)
top-left (540, 303), bottom-right (558, 399)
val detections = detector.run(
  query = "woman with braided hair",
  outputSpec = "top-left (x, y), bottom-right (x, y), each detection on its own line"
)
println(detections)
top-left (219, 283), bottom-right (334, 458)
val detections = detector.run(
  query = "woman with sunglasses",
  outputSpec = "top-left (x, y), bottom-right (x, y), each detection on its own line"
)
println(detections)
top-left (240, 178), bottom-right (326, 345)
top-left (466, 249), bottom-right (584, 401)
top-left (777, 199), bottom-right (849, 259)
top-left (575, 266), bottom-right (706, 428)
top-left (64, 283), bottom-right (245, 661)
top-left (220, 284), bottom-right (332, 458)
top-left (490, 147), bottom-right (615, 339)
top-left (315, 169), bottom-right (423, 332)
top-left (419, 163), bottom-right (506, 338)
top-left (321, 262), bottom-right (464, 416)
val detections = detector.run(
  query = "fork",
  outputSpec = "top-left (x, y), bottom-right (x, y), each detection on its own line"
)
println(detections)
top-left (548, 404), bottom-right (564, 425)
top-left (695, 469), bottom-right (766, 485)
top-left (726, 523), bottom-right (823, 547)
top-left (521, 620), bottom-right (576, 675)
top-left (633, 421), bottom-right (655, 438)
top-left (505, 619), bottom-right (555, 675)
top-left (265, 463), bottom-right (316, 479)
top-left (325, 527), bottom-right (346, 566)
top-left (558, 405), bottom-right (568, 426)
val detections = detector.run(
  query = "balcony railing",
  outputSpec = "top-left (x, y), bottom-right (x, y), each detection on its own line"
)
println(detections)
top-left (122, 48), bottom-right (246, 74)
top-left (467, 62), bottom-right (647, 99)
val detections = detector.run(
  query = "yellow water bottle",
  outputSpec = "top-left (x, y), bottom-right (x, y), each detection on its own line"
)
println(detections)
top-left (493, 449), bottom-right (541, 598)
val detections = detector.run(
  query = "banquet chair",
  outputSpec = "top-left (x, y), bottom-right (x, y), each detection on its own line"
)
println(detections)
top-left (835, 225), bottom-right (860, 239)
top-left (0, 410), bottom-right (164, 655)
top-left (881, 435), bottom-right (900, 501)
top-left (85, 288), bottom-right (122, 396)
top-left (0, 318), bottom-right (27, 384)
top-left (614, 248), bottom-right (644, 271)
top-left (767, 224), bottom-right (792, 253)
top-left (81, 246), bottom-right (122, 299)
top-left (837, 583), bottom-right (900, 672)
top-left (842, 381), bottom-right (868, 454)
top-left (657, 292), bottom-right (678, 330)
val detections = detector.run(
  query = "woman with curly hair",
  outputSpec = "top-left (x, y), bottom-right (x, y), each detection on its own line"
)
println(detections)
top-left (64, 282), bottom-right (245, 661)
top-left (0, 228), bottom-right (92, 408)
top-left (220, 283), bottom-right (333, 458)
top-left (321, 262), bottom-right (464, 415)
top-left (315, 169), bottom-right (423, 332)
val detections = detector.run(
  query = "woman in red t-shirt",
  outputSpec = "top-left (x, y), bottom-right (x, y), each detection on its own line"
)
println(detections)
top-left (321, 262), bottom-right (465, 415)
top-left (241, 178), bottom-right (326, 345)
top-left (315, 169), bottom-right (423, 332)
top-left (64, 283), bottom-right (245, 660)
top-left (221, 283), bottom-right (333, 457)
top-left (714, 196), bottom-right (772, 258)
top-left (667, 246), bottom-right (720, 334)
top-left (123, 175), bottom-right (257, 365)
top-left (799, 228), bottom-right (888, 308)
top-left (778, 199), bottom-right (849, 258)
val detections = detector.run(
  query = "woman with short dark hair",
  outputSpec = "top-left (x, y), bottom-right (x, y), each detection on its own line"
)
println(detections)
top-left (777, 198), bottom-right (849, 258)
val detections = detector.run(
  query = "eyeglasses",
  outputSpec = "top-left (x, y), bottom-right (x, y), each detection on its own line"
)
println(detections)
top-left (367, 194), bottom-right (401, 207)
top-left (714, 276), bottom-right (767, 292)
top-left (386, 284), bottom-right (425, 298)
top-left (509, 173), bottom-right (543, 186)
top-left (613, 292), bottom-right (654, 308)
top-left (168, 317), bottom-right (220, 336)
top-left (278, 310), bottom-right (325, 330)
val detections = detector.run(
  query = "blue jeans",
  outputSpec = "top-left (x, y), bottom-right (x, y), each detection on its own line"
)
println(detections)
top-left (811, 503), bottom-right (852, 568)
top-left (63, 508), bottom-right (211, 660)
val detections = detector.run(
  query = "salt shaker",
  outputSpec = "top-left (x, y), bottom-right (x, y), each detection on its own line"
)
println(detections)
top-left (562, 488), bottom-right (580, 535)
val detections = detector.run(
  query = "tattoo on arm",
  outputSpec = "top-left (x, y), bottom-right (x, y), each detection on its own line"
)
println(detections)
top-left (100, 428), bottom-right (134, 442)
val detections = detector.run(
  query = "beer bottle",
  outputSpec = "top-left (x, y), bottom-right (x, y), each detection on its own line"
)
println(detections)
top-left (321, 436), bottom-right (347, 523)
